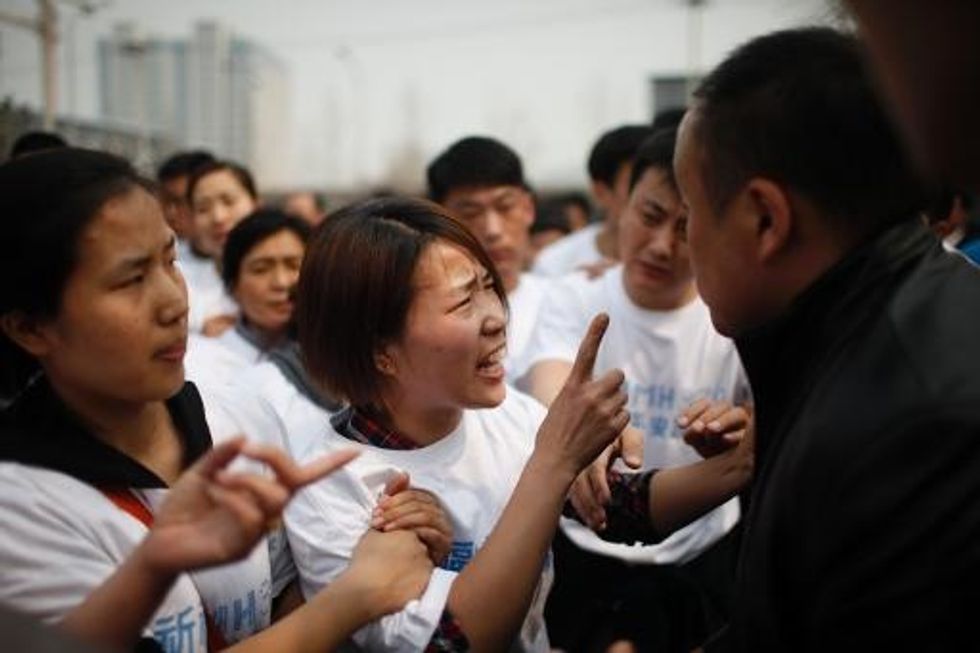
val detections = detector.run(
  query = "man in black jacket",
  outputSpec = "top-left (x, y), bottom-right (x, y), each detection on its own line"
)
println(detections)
top-left (674, 27), bottom-right (980, 650)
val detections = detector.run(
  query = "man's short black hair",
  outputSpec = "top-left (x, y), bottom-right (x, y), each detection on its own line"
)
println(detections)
top-left (651, 107), bottom-right (687, 134)
top-left (692, 27), bottom-right (927, 231)
top-left (554, 191), bottom-right (592, 217)
top-left (630, 127), bottom-right (679, 192)
top-left (427, 136), bottom-right (527, 204)
top-left (9, 131), bottom-right (67, 159)
top-left (532, 200), bottom-right (572, 235)
top-left (156, 150), bottom-right (216, 182)
top-left (587, 125), bottom-right (654, 187)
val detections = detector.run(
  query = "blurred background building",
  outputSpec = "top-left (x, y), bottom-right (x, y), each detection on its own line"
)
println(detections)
top-left (0, 0), bottom-right (835, 195)
top-left (97, 20), bottom-right (289, 184)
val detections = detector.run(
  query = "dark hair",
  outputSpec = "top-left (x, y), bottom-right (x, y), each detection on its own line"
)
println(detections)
top-left (587, 125), bottom-right (654, 187)
top-left (692, 27), bottom-right (927, 230)
top-left (9, 131), bottom-right (68, 159)
top-left (427, 136), bottom-right (527, 204)
top-left (186, 160), bottom-right (258, 204)
top-left (554, 191), bottom-right (592, 217)
top-left (629, 127), bottom-right (679, 192)
top-left (532, 200), bottom-right (572, 235)
top-left (156, 150), bottom-right (216, 183)
top-left (0, 148), bottom-right (152, 394)
top-left (297, 196), bottom-right (507, 407)
top-left (222, 209), bottom-right (312, 292)
top-left (651, 107), bottom-right (687, 133)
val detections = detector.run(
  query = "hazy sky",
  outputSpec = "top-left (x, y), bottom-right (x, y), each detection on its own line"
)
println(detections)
top-left (0, 0), bottom-right (833, 190)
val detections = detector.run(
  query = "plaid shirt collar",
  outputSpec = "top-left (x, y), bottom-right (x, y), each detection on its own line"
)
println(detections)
top-left (330, 405), bottom-right (421, 451)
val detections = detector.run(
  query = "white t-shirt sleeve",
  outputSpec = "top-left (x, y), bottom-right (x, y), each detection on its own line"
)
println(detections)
top-left (286, 462), bottom-right (457, 652)
top-left (524, 273), bottom-right (592, 370)
top-left (0, 468), bottom-right (128, 623)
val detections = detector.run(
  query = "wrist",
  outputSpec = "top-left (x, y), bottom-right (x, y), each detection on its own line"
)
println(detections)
top-left (523, 451), bottom-right (579, 492)
top-left (720, 445), bottom-right (754, 490)
top-left (128, 537), bottom-right (181, 592)
top-left (328, 567), bottom-right (403, 622)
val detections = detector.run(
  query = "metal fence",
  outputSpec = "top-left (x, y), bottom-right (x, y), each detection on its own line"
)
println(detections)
top-left (0, 100), bottom-right (177, 173)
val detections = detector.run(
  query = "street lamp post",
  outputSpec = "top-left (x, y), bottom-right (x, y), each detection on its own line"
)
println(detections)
top-left (0, 0), bottom-right (57, 127)
top-left (0, 0), bottom-right (109, 128)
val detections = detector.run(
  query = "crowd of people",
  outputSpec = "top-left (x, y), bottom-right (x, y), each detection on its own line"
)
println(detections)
top-left (3, 12), bottom-right (980, 653)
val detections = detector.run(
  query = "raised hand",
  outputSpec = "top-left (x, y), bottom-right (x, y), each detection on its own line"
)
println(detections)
top-left (371, 472), bottom-right (454, 565)
top-left (678, 399), bottom-right (752, 459)
top-left (534, 313), bottom-right (630, 480)
top-left (143, 438), bottom-right (358, 574)
top-left (201, 313), bottom-right (237, 338)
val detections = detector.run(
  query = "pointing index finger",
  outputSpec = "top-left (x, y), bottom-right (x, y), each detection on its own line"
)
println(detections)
top-left (568, 313), bottom-right (610, 383)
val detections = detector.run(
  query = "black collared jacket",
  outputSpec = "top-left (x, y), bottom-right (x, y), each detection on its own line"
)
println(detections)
top-left (717, 221), bottom-right (980, 651)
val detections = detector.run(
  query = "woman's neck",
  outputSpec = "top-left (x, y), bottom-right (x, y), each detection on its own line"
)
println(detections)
top-left (374, 392), bottom-right (463, 447)
top-left (239, 318), bottom-right (288, 351)
top-left (46, 375), bottom-right (185, 484)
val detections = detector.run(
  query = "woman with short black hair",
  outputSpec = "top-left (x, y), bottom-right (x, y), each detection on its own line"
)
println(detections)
top-left (285, 196), bottom-right (752, 652)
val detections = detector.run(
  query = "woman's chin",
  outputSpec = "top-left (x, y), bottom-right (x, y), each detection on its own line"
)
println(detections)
top-left (466, 380), bottom-right (507, 409)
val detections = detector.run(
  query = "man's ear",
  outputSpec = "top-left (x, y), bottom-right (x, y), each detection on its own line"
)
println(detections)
top-left (518, 189), bottom-right (536, 228)
top-left (0, 311), bottom-right (54, 358)
top-left (744, 178), bottom-right (794, 264)
top-left (590, 179), bottom-right (614, 213)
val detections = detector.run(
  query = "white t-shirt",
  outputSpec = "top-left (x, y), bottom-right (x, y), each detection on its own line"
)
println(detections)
top-left (185, 328), bottom-right (263, 391)
top-left (178, 251), bottom-right (238, 334)
top-left (285, 388), bottom-right (553, 653)
top-left (176, 238), bottom-right (193, 263)
top-left (0, 385), bottom-right (294, 652)
top-left (228, 361), bottom-right (335, 462)
top-left (531, 223), bottom-right (603, 278)
top-left (506, 273), bottom-right (550, 385)
top-left (525, 266), bottom-right (748, 564)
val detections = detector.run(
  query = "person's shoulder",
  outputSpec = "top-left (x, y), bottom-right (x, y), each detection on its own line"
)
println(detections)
top-left (886, 248), bottom-right (980, 401)
top-left (0, 461), bottom-right (82, 494)
top-left (196, 377), bottom-right (288, 452)
top-left (666, 295), bottom-right (729, 339)
top-left (0, 462), bottom-right (115, 532)
top-left (516, 271), bottom-right (550, 294)
top-left (533, 225), bottom-right (601, 275)
top-left (553, 265), bottom-right (610, 303)
top-left (185, 332), bottom-right (240, 374)
top-left (235, 361), bottom-right (293, 401)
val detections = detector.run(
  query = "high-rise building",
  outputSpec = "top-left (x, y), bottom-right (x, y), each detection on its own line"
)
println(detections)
top-left (98, 20), bottom-right (289, 185)
top-left (99, 23), bottom-right (186, 140)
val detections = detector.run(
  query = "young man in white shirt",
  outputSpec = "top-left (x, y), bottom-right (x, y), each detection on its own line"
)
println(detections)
top-left (525, 126), bottom-right (748, 652)
top-left (533, 125), bottom-right (653, 278)
top-left (427, 136), bottom-right (550, 386)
